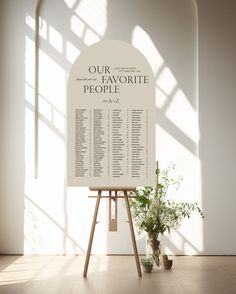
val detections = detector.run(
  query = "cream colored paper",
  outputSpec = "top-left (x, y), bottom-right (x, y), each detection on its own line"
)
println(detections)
top-left (67, 40), bottom-right (155, 187)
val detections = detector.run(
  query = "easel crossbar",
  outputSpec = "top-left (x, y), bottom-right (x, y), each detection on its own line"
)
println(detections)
top-left (88, 195), bottom-right (136, 198)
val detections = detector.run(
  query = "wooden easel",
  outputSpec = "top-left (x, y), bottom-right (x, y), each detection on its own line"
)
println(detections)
top-left (83, 187), bottom-right (142, 278)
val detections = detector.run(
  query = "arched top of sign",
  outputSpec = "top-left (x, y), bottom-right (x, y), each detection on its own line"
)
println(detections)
top-left (67, 40), bottom-right (156, 187)
top-left (69, 40), bottom-right (154, 84)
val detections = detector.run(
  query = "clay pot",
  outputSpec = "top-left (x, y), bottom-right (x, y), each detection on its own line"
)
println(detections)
top-left (162, 255), bottom-right (173, 270)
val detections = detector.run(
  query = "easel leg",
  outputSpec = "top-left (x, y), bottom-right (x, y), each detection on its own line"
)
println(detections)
top-left (124, 191), bottom-right (142, 277)
top-left (83, 190), bottom-right (102, 277)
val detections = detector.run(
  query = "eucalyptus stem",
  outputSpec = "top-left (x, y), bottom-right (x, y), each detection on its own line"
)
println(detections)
top-left (155, 161), bottom-right (159, 203)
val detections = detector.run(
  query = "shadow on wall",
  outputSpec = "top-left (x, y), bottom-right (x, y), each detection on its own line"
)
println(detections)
top-left (22, 0), bottom-right (201, 255)
top-left (197, 0), bottom-right (236, 255)
top-left (0, 0), bottom-right (25, 254)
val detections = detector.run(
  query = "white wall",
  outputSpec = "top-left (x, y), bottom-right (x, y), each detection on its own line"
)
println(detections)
top-left (197, 0), bottom-right (236, 254)
top-left (0, 0), bottom-right (25, 254)
top-left (0, 0), bottom-right (235, 255)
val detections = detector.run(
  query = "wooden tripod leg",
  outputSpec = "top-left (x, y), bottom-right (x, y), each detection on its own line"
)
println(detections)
top-left (83, 190), bottom-right (102, 277)
top-left (124, 191), bottom-right (142, 277)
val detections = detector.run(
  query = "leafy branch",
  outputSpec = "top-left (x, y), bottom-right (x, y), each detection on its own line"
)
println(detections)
top-left (129, 163), bottom-right (204, 236)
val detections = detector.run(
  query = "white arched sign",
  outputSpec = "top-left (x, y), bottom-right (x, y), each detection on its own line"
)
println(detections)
top-left (67, 40), bottom-right (155, 187)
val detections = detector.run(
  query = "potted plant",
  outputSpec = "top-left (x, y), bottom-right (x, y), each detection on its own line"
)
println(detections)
top-left (129, 163), bottom-right (204, 267)
top-left (140, 257), bottom-right (153, 273)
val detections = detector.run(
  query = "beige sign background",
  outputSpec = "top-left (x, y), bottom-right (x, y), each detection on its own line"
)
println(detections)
top-left (67, 40), bottom-right (155, 187)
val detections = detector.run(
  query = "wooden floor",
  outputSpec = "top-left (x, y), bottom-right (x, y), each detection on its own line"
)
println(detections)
top-left (0, 255), bottom-right (236, 294)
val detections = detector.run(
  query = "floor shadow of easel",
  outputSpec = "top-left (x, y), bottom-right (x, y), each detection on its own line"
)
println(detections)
top-left (83, 187), bottom-right (142, 278)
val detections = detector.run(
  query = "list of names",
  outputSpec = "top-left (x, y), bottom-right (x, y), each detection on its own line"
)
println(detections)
top-left (75, 108), bottom-right (148, 180)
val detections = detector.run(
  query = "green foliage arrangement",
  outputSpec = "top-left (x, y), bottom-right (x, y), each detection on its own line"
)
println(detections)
top-left (140, 257), bottom-right (153, 273)
top-left (141, 257), bottom-right (153, 267)
top-left (129, 163), bottom-right (204, 266)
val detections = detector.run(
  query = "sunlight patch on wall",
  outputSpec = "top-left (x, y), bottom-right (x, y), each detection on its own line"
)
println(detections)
top-left (132, 26), bottom-right (164, 75)
top-left (24, 97), bottom-right (66, 254)
top-left (156, 125), bottom-right (203, 254)
top-left (24, 106), bottom-right (34, 177)
top-left (24, 10), bottom-right (109, 253)
top-left (25, 36), bottom-right (66, 116)
top-left (132, 25), bottom-right (199, 146)
top-left (49, 25), bottom-right (63, 53)
top-left (74, 0), bottom-right (107, 37)
top-left (24, 190), bottom-right (64, 254)
top-left (70, 13), bottom-right (101, 46)
top-left (53, 109), bottom-right (65, 134)
top-left (39, 18), bottom-right (47, 40)
top-left (165, 89), bottom-right (199, 144)
top-left (132, 24), bottom-right (201, 254)
top-left (156, 125), bottom-right (201, 203)
top-left (155, 87), bottom-right (168, 109)
top-left (25, 14), bottom-right (35, 31)
top-left (39, 49), bottom-right (66, 114)
top-left (25, 14), bottom-right (47, 40)
top-left (66, 41), bottom-right (80, 64)
top-left (70, 0), bottom-right (107, 46)
top-left (39, 95), bottom-right (52, 122)
top-left (66, 188), bottom-right (109, 254)
top-left (132, 24), bottom-right (199, 151)
top-left (38, 120), bottom-right (65, 177)
top-left (71, 15), bottom-right (85, 38)
top-left (83, 28), bottom-right (100, 46)
top-left (64, 0), bottom-right (77, 9)
top-left (25, 83), bottom-right (35, 106)
top-left (156, 67), bottom-right (177, 96)
top-left (24, 23), bottom-right (66, 253)
top-left (25, 36), bottom-right (35, 87)
top-left (24, 102), bottom-right (66, 254)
